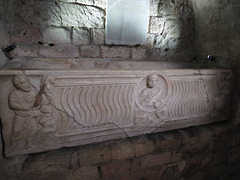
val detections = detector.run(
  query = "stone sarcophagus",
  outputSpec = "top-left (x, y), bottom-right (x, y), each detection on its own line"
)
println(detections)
top-left (0, 60), bottom-right (233, 157)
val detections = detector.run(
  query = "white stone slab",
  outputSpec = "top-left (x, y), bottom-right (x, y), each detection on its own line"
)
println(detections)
top-left (0, 61), bottom-right (233, 157)
top-left (106, 0), bottom-right (150, 45)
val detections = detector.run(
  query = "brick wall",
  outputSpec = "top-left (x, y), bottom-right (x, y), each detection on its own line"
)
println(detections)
top-left (1, 122), bottom-right (240, 179)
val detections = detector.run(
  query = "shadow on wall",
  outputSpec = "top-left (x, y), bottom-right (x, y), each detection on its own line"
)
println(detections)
top-left (6, 0), bottom-right (196, 62)
top-left (8, 0), bottom-right (106, 58)
top-left (0, 21), bottom-right (9, 68)
top-left (189, 0), bottom-right (239, 68)
top-left (0, 0), bottom-right (15, 68)
top-left (146, 0), bottom-right (196, 62)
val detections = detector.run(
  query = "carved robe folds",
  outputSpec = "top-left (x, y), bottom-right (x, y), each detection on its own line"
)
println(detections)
top-left (0, 69), bottom-right (233, 157)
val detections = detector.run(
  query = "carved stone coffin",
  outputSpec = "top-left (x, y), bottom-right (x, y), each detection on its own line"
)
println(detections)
top-left (0, 65), bottom-right (233, 157)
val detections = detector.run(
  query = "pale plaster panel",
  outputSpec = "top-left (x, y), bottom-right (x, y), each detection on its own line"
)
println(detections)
top-left (106, 0), bottom-right (150, 45)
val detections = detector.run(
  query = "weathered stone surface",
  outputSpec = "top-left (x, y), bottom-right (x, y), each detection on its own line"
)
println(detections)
top-left (65, 0), bottom-right (107, 9)
top-left (195, 9), bottom-right (222, 25)
top-left (23, 151), bottom-right (71, 174)
top-left (72, 28), bottom-right (90, 45)
top-left (78, 145), bottom-right (112, 166)
top-left (228, 146), bottom-right (240, 165)
top-left (200, 156), bottom-right (211, 169)
top-left (61, 3), bottom-right (104, 28)
top-left (11, 20), bottom-right (42, 44)
top-left (0, 155), bottom-right (27, 178)
top-left (100, 46), bottom-right (131, 59)
top-left (94, 0), bottom-right (107, 9)
top-left (68, 166), bottom-right (99, 180)
top-left (154, 132), bottom-right (182, 151)
top-left (14, 1), bottom-right (61, 27)
top-left (101, 160), bottom-right (131, 179)
top-left (182, 144), bottom-right (213, 160)
top-left (178, 161), bottom-right (187, 172)
top-left (80, 45), bottom-right (100, 57)
top-left (43, 27), bottom-right (71, 45)
top-left (191, 0), bottom-right (240, 70)
top-left (0, 20), bottom-right (9, 68)
top-left (112, 141), bottom-right (135, 160)
top-left (179, 128), bottom-right (202, 148)
top-left (140, 152), bottom-right (172, 169)
top-left (192, 0), bottom-right (227, 9)
top-left (69, 0), bottom-right (94, 5)
top-left (39, 45), bottom-right (79, 58)
top-left (149, 0), bottom-right (160, 16)
top-left (163, 19), bottom-right (182, 39)
top-left (131, 47), bottom-right (147, 60)
top-left (197, 127), bottom-right (213, 143)
top-left (92, 28), bottom-right (105, 45)
top-left (21, 171), bottom-right (70, 180)
top-left (181, 22), bottom-right (195, 38)
top-left (153, 35), bottom-right (166, 48)
top-left (160, 163), bottom-right (183, 180)
top-left (11, 45), bottom-right (39, 58)
top-left (1, 121), bottom-right (240, 179)
top-left (146, 34), bottom-right (155, 48)
top-left (228, 0), bottom-right (240, 4)
top-left (150, 17), bottom-right (165, 34)
top-left (120, 169), bottom-right (162, 180)
top-left (132, 137), bottom-right (154, 157)
top-left (146, 48), bottom-right (168, 61)
top-left (2, 0), bottom-right (197, 62)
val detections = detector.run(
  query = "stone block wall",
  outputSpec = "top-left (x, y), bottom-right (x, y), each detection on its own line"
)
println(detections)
top-left (190, 0), bottom-right (240, 67)
top-left (1, 122), bottom-right (240, 179)
top-left (0, 0), bottom-right (14, 68)
top-left (4, 0), bottom-right (195, 62)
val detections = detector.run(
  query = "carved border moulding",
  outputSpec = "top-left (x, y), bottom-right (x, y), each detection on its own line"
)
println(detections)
top-left (0, 69), bottom-right (233, 157)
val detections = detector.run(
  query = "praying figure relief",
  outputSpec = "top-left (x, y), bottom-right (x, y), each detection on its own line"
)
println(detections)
top-left (9, 75), bottom-right (57, 150)
top-left (135, 73), bottom-right (168, 127)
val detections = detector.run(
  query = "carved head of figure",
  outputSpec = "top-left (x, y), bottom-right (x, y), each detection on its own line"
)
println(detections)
top-left (146, 74), bottom-right (159, 88)
top-left (13, 75), bottom-right (31, 92)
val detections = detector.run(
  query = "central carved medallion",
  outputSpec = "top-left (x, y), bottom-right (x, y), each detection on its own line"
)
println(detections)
top-left (134, 73), bottom-right (169, 127)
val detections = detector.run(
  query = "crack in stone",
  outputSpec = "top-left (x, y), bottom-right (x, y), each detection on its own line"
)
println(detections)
top-left (151, 120), bottom-right (166, 134)
top-left (110, 122), bottom-right (130, 138)
top-left (161, 21), bottom-right (166, 35)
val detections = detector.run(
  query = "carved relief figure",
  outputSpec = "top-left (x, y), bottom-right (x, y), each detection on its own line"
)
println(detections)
top-left (139, 74), bottom-right (162, 110)
top-left (135, 74), bottom-right (168, 127)
top-left (9, 75), bottom-right (57, 149)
